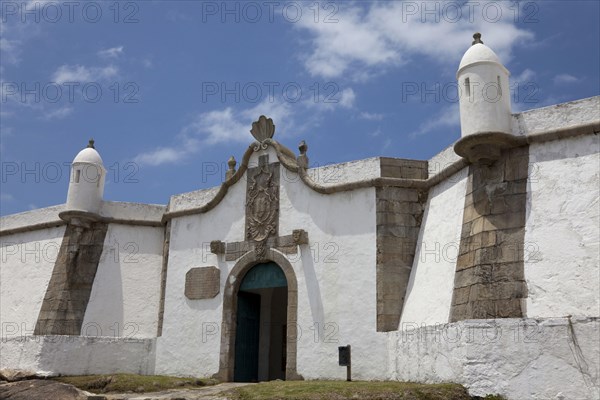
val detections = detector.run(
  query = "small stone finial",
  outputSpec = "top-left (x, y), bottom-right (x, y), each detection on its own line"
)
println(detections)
top-left (227, 155), bottom-right (236, 169)
top-left (87, 138), bottom-right (95, 149)
top-left (297, 140), bottom-right (309, 168)
top-left (298, 140), bottom-right (308, 155)
top-left (226, 156), bottom-right (237, 180)
top-left (472, 32), bottom-right (483, 45)
top-left (250, 115), bottom-right (275, 142)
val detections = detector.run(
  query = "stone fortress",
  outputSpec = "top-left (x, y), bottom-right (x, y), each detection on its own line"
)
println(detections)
top-left (1, 34), bottom-right (598, 399)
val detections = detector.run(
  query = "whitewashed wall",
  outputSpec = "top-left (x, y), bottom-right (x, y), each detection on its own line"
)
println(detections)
top-left (0, 226), bottom-right (65, 339)
top-left (0, 336), bottom-right (156, 376)
top-left (525, 134), bottom-right (600, 318)
top-left (388, 317), bottom-right (599, 400)
top-left (156, 149), bottom-right (383, 379)
top-left (155, 168), bottom-right (247, 377)
top-left (279, 167), bottom-right (381, 380)
top-left (400, 168), bottom-right (468, 327)
top-left (82, 224), bottom-right (164, 338)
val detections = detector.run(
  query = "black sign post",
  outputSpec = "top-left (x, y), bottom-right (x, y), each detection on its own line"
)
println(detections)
top-left (338, 344), bottom-right (351, 381)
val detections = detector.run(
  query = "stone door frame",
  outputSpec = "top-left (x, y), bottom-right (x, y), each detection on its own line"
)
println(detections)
top-left (214, 248), bottom-right (302, 381)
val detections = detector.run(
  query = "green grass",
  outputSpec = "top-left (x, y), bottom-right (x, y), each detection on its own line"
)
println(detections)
top-left (226, 380), bottom-right (479, 400)
top-left (52, 374), bottom-right (218, 393)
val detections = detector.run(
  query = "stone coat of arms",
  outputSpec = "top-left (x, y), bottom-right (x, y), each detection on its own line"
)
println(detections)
top-left (245, 162), bottom-right (279, 244)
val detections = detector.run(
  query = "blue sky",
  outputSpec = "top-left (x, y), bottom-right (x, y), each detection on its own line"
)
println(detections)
top-left (1, 0), bottom-right (599, 216)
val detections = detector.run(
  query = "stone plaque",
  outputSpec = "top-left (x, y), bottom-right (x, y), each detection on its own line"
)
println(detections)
top-left (185, 267), bottom-right (220, 300)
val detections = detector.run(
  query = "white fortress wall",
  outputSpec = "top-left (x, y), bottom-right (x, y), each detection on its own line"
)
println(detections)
top-left (155, 171), bottom-right (248, 377)
top-left (399, 167), bottom-right (468, 327)
top-left (388, 317), bottom-right (599, 400)
top-left (82, 223), bottom-right (165, 339)
top-left (279, 165), bottom-right (382, 380)
top-left (525, 132), bottom-right (600, 318)
top-left (0, 225), bottom-right (66, 339)
top-left (0, 336), bottom-right (156, 376)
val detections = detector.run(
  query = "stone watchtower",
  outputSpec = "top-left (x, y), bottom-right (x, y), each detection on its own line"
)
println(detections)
top-left (65, 139), bottom-right (106, 215)
top-left (35, 140), bottom-right (109, 336)
top-left (449, 33), bottom-right (529, 321)
top-left (455, 33), bottom-right (516, 164)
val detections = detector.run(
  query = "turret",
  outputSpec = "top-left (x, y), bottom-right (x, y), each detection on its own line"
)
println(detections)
top-left (454, 33), bottom-right (517, 164)
top-left (65, 139), bottom-right (105, 215)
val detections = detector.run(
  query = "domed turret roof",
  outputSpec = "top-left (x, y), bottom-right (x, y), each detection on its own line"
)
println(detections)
top-left (73, 139), bottom-right (104, 165)
top-left (457, 33), bottom-right (509, 76)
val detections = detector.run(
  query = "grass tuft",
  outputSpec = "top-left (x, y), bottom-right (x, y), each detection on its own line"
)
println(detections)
top-left (226, 380), bottom-right (481, 400)
top-left (52, 374), bottom-right (218, 393)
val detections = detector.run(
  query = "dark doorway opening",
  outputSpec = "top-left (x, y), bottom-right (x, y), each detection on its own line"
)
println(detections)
top-left (233, 262), bottom-right (288, 382)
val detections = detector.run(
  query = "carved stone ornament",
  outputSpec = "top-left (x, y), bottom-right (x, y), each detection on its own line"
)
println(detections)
top-left (292, 229), bottom-right (308, 245)
top-left (250, 115), bottom-right (275, 142)
top-left (255, 240), bottom-right (267, 261)
top-left (245, 163), bottom-right (279, 242)
top-left (210, 240), bottom-right (225, 254)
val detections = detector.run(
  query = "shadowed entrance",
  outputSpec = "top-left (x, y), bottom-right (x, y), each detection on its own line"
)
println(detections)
top-left (216, 249), bottom-right (301, 382)
top-left (234, 262), bottom-right (288, 382)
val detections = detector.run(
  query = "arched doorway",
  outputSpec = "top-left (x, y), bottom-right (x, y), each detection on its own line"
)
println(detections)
top-left (215, 249), bottom-right (302, 382)
top-left (234, 262), bottom-right (287, 382)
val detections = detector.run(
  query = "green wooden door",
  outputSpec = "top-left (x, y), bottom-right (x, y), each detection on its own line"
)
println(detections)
top-left (234, 291), bottom-right (261, 382)
top-left (234, 263), bottom-right (288, 382)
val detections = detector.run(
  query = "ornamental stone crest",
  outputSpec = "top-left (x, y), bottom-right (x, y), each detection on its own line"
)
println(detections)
top-left (245, 159), bottom-right (280, 256)
top-left (250, 115), bottom-right (275, 142)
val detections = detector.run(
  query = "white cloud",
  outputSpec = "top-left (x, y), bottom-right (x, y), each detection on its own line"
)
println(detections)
top-left (304, 86), bottom-right (357, 112)
top-left (410, 104), bottom-right (460, 137)
top-left (134, 99), bottom-right (295, 166)
top-left (185, 100), bottom-right (295, 146)
top-left (52, 64), bottom-right (118, 84)
top-left (369, 128), bottom-right (382, 137)
top-left (296, 2), bottom-right (533, 81)
top-left (43, 106), bottom-right (73, 119)
top-left (553, 73), bottom-right (579, 85)
top-left (513, 69), bottom-right (536, 84)
top-left (134, 147), bottom-right (182, 167)
top-left (360, 112), bottom-right (384, 121)
top-left (511, 69), bottom-right (540, 112)
top-left (0, 37), bottom-right (21, 65)
top-left (98, 46), bottom-right (124, 58)
top-left (339, 88), bottom-right (356, 108)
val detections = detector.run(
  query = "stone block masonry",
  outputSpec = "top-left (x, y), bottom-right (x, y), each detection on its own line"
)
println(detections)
top-left (34, 222), bottom-right (108, 335)
top-left (376, 158), bottom-right (428, 332)
top-left (450, 145), bottom-right (529, 321)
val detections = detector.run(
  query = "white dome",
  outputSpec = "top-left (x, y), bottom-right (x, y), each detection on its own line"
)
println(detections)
top-left (73, 142), bottom-right (104, 165)
top-left (457, 43), bottom-right (508, 77)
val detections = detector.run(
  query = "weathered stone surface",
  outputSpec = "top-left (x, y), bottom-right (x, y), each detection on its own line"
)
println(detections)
top-left (34, 222), bottom-right (108, 335)
top-left (185, 267), bottom-right (220, 300)
top-left (450, 146), bottom-right (529, 322)
top-left (380, 157), bottom-right (428, 180)
top-left (157, 221), bottom-right (171, 336)
top-left (0, 380), bottom-right (102, 400)
top-left (0, 369), bottom-right (37, 382)
top-left (219, 230), bottom-right (309, 262)
top-left (375, 186), bottom-right (425, 332)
